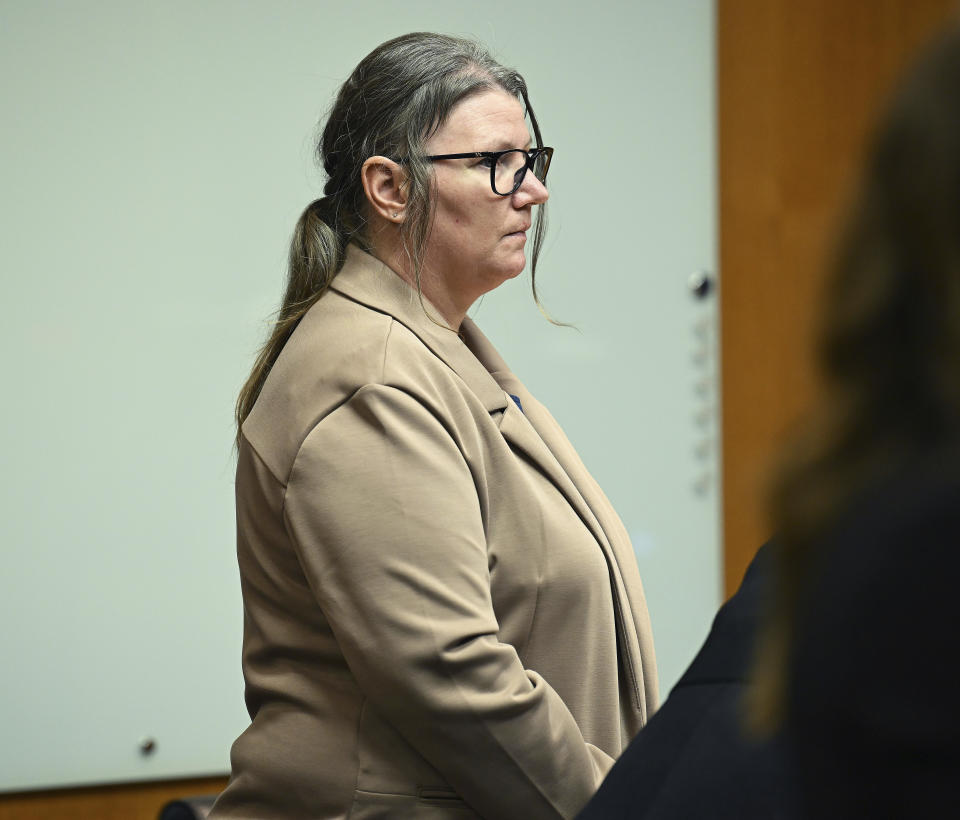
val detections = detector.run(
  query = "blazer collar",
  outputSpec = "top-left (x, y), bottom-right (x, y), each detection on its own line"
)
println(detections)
top-left (330, 245), bottom-right (508, 414)
top-left (464, 313), bottom-right (655, 719)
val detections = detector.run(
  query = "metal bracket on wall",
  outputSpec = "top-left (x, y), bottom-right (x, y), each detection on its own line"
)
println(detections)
top-left (689, 270), bottom-right (716, 497)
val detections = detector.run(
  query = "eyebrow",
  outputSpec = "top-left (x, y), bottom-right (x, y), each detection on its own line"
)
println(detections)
top-left (484, 138), bottom-right (533, 152)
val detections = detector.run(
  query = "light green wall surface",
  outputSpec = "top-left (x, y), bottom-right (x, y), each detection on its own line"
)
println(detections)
top-left (0, 0), bottom-right (719, 790)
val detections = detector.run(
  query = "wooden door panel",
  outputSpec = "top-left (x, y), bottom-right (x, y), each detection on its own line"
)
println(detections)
top-left (718, 0), bottom-right (958, 594)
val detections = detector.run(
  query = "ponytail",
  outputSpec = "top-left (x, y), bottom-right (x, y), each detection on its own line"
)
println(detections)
top-left (235, 197), bottom-right (344, 443)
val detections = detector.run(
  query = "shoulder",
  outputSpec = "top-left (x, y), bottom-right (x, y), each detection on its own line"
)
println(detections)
top-left (819, 446), bottom-right (960, 564)
top-left (807, 445), bottom-right (960, 609)
top-left (790, 446), bottom-right (960, 716)
top-left (242, 290), bottom-right (478, 484)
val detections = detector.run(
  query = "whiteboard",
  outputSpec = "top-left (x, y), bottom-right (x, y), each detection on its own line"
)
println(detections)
top-left (0, 0), bottom-right (718, 790)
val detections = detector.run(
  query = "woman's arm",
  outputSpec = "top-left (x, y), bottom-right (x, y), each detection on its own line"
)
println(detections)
top-left (283, 382), bottom-right (612, 819)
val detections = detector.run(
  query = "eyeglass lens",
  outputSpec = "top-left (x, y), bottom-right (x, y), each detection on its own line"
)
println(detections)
top-left (494, 149), bottom-right (549, 195)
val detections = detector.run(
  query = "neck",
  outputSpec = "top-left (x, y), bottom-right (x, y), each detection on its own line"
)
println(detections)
top-left (367, 219), bottom-right (470, 330)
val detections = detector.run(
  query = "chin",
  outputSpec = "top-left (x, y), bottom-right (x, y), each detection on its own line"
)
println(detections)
top-left (476, 252), bottom-right (527, 295)
top-left (476, 266), bottom-right (523, 300)
top-left (497, 265), bottom-right (525, 287)
top-left (502, 251), bottom-right (527, 279)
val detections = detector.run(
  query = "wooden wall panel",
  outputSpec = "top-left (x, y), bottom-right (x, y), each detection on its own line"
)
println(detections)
top-left (0, 776), bottom-right (227, 820)
top-left (718, 0), bottom-right (958, 595)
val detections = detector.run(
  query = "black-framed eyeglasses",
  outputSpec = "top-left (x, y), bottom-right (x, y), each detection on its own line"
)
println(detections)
top-left (424, 147), bottom-right (554, 196)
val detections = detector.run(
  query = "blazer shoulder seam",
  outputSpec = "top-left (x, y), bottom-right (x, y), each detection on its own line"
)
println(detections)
top-left (240, 430), bottom-right (287, 489)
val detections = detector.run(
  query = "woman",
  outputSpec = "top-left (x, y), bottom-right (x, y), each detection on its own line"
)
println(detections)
top-left (211, 33), bottom-right (658, 820)
top-left (750, 24), bottom-right (960, 818)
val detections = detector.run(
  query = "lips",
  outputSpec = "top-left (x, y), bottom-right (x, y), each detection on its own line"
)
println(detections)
top-left (505, 223), bottom-right (531, 238)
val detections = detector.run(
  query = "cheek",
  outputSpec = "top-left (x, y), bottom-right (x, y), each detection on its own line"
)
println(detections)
top-left (435, 193), bottom-right (467, 231)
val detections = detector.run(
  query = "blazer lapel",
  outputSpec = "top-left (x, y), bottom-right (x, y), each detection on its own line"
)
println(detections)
top-left (461, 319), bottom-right (657, 719)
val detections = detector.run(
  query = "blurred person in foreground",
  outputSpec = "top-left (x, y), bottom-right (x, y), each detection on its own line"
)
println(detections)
top-left (750, 23), bottom-right (960, 819)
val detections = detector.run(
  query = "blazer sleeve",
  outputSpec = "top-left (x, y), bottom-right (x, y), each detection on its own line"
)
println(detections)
top-left (282, 383), bottom-right (613, 819)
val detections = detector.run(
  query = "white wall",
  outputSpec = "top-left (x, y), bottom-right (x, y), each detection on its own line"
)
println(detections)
top-left (0, 0), bottom-right (718, 790)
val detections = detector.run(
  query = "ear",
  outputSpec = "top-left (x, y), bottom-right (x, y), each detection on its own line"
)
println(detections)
top-left (361, 156), bottom-right (408, 223)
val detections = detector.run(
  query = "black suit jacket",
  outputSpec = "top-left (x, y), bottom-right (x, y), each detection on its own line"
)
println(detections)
top-left (577, 544), bottom-right (795, 819)
top-left (786, 447), bottom-right (960, 818)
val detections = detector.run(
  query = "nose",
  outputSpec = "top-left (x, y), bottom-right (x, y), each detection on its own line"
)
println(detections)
top-left (512, 169), bottom-right (549, 207)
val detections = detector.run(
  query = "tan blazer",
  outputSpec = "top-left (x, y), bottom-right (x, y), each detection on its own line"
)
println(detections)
top-left (211, 246), bottom-right (658, 820)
